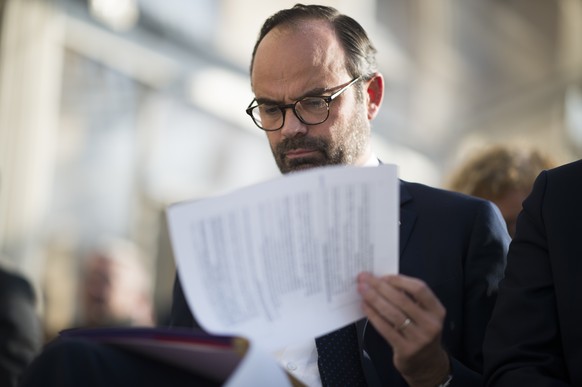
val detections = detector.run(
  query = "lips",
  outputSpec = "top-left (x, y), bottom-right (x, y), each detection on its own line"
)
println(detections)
top-left (285, 148), bottom-right (319, 159)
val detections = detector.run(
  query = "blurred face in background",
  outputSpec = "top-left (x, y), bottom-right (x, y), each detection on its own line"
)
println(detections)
top-left (82, 253), bottom-right (154, 327)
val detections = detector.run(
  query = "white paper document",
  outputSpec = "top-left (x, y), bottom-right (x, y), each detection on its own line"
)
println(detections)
top-left (166, 164), bottom-right (399, 352)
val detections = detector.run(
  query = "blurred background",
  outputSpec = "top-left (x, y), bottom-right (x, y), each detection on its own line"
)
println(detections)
top-left (1, 0), bottom-right (581, 341)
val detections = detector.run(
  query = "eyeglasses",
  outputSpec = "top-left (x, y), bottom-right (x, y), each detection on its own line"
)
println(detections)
top-left (246, 76), bottom-right (362, 131)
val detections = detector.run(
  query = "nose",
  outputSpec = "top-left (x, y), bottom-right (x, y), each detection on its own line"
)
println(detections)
top-left (279, 107), bottom-right (308, 138)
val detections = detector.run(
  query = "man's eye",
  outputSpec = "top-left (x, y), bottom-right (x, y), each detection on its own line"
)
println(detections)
top-left (259, 105), bottom-right (280, 116)
top-left (300, 98), bottom-right (326, 110)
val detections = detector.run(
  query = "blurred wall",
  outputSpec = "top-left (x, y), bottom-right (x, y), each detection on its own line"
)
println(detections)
top-left (0, 0), bottom-right (63, 292)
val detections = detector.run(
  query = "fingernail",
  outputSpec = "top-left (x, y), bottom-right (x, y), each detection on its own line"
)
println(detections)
top-left (357, 281), bottom-right (369, 294)
top-left (358, 272), bottom-right (372, 281)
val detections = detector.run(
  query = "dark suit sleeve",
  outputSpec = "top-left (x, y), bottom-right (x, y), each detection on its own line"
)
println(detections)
top-left (449, 200), bottom-right (509, 386)
top-left (463, 201), bottom-right (509, 363)
top-left (483, 171), bottom-right (570, 386)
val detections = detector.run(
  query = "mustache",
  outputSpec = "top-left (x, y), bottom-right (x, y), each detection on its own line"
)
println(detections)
top-left (276, 136), bottom-right (328, 155)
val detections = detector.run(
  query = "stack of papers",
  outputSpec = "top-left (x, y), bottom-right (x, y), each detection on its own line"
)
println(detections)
top-left (166, 164), bottom-right (399, 351)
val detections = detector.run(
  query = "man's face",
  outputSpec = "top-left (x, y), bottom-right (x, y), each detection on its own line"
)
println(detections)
top-left (251, 21), bottom-right (371, 173)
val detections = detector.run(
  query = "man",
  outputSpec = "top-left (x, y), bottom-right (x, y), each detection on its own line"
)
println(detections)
top-left (171, 4), bottom-right (509, 387)
top-left (20, 4), bottom-right (508, 387)
top-left (483, 159), bottom-right (582, 386)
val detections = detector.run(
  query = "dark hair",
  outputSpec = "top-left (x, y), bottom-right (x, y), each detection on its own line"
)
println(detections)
top-left (250, 4), bottom-right (377, 80)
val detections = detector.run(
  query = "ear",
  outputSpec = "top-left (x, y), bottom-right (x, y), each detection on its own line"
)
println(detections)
top-left (365, 73), bottom-right (384, 120)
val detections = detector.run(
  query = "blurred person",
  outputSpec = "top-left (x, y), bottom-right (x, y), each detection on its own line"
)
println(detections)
top-left (78, 237), bottom-right (155, 328)
top-left (483, 159), bottom-right (582, 386)
top-left (19, 4), bottom-right (509, 387)
top-left (0, 265), bottom-right (43, 387)
top-left (447, 145), bottom-right (555, 237)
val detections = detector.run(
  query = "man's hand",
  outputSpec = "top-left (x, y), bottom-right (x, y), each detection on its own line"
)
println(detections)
top-left (357, 272), bottom-right (450, 387)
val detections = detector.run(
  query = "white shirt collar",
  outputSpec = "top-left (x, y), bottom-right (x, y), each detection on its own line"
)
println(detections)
top-left (362, 152), bottom-right (380, 167)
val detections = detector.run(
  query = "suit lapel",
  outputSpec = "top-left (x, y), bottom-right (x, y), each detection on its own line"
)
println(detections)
top-left (399, 181), bottom-right (416, 256)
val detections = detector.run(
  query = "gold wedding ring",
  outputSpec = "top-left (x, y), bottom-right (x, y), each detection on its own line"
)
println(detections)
top-left (397, 317), bottom-right (412, 332)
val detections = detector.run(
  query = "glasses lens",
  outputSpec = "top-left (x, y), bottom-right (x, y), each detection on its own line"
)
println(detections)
top-left (252, 104), bottom-right (283, 130)
top-left (296, 97), bottom-right (329, 125)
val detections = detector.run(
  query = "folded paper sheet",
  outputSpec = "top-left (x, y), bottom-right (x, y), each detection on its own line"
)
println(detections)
top-left (167, 165), bottom-right (399, 352)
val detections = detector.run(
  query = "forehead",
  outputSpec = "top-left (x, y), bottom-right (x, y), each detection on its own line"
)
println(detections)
top-left (251, 20), bottom-right (349, 98)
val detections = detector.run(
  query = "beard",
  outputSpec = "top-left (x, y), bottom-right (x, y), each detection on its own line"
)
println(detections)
top-left (272, 112), bottom-right (370, 174)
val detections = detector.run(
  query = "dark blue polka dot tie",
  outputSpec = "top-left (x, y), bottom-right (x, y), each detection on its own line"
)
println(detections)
top-left (315, 324), bottom-right (368, 386)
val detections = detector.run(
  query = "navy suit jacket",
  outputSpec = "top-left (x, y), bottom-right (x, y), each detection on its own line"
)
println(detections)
top-left (171, 179), bottom-right (509, 386)
top-left (483, 159), bottom-right (582, 386)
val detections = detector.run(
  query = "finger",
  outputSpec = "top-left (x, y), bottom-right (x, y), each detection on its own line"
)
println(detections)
top-left (362, 299), bottom-right (410, 347)
top-left (360, 273), bottom-right (424, 324)
top-left (385, 275), bottom-right (446, 319)
top-left (381, 275), bottom-right (446, 345)
top-left (358, 273), bottom-right (410, 328)
top-left (359, 274), bottom-right (423, 343)
top-left (362, 274), bottom-right (445, 345)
